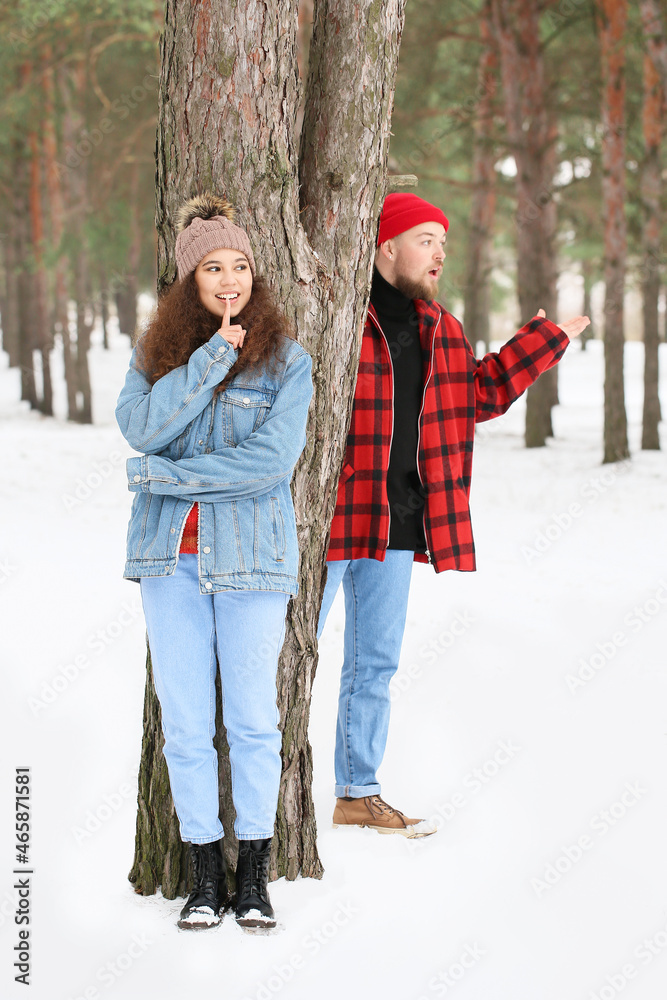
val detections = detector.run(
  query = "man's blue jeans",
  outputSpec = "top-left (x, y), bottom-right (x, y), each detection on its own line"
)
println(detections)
top-left (316, 551), bottom-right (414, 798)
top-left (140, 554), bottom-right (289, 843)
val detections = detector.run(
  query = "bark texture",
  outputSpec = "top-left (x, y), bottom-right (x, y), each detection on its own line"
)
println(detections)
top-left (595, 0), bottom-right (629, 464)
top-left (130, 0), bottom-right (407, 896)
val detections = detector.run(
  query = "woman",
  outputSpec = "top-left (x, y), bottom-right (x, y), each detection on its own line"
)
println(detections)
top-left (115, 194), bottom-right (313, 931)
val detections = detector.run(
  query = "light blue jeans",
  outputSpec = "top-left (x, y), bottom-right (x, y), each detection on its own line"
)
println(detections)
top-left (140, 554), bottom-right (289, 843)
top-left (316, 551), bottom-right (414, 798)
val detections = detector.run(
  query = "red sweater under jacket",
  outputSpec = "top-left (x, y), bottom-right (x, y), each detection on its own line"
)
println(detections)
top-left (326, 299), bottom-right (570, 573)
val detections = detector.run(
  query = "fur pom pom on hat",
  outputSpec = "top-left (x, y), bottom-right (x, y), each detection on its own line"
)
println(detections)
top-left (377, 193), bottom-right (449, 245)
top-left (174, 193), bottom-right (256, 279)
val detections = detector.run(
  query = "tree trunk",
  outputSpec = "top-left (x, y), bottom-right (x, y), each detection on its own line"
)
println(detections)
top-left (74, 251), bottom-right (93, 424)
top-left (28, 126), bottom-right (53, 417)
top-left (1, 185), bottom-right (21, 369)
top-left (595, 0), bottom-right (629, 464)
top-left (13, 129), bottom-right (39, 411)
top-left (491, 0), bottom-right (559, 448)
top-left (114, 287), bottom-right (137, 338)
top-left (130, 0), bottom-right (407, 897)
top-left (463, 0), bottom-right (497, 354)
top-left (640, 16), bottom-right (663, 449)
top-left (44, 57), bottom-right (74, 418)
top-left (640, 0), bottom-right (667, 97)
top-left (58, 58), bottom-right (94, 424)
top-left (296, 0), bottom-right (315, 141)
top-left (118, 158), bottom-right (143, 343)
top-left (100, 274), bottom-right (110, 350)
top-left (580, 259), bottom-right (594, 351)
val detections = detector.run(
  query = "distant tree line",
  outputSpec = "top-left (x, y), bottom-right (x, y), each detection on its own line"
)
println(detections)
top-left (390, 0), bottom-right (664, 459)
top-left (0, 0), bottom-right (662, 459)
top-left (0, 0), bottom-right (159, 421)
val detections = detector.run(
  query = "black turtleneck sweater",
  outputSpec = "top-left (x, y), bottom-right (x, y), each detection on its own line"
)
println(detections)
top-left (369, 268), bottom-right (427, 554)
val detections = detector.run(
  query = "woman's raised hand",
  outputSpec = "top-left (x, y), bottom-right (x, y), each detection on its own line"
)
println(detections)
top-left (218, 295), bottom-right (246, 350)
top-left (536, 307), bottom-right (590, 339)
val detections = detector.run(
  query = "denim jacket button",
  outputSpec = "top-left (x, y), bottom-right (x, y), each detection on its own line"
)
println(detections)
top-left (203, 546), bottom-right (211, 554)
top-left (217, 345), bottom-right (226, 354)
top-left (133, 474), bottom-right (141, 482)
top-left (204, 581), bottom-right (212, 589)
top-left (243, 396), bottom-right (250, 404)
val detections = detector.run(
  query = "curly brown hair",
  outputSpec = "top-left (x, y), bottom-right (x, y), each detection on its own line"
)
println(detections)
top-left (135, 271), bottom-right (294, 393)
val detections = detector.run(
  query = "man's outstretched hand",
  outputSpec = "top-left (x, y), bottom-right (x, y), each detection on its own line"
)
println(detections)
top-left (536, 307), bottom-right (590, 339)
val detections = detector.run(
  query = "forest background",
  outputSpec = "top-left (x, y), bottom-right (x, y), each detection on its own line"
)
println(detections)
top-left (1, 4), bottom-right (667, 997)
top-left (1, 0), bottom-right (664, 463)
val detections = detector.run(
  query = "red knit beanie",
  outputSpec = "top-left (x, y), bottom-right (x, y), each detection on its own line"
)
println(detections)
top-left (377, 193), bottom-right (449, 245)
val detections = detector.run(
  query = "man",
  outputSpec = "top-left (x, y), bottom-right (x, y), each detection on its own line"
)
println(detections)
top-left (316, 192), bottom-right (589, 838)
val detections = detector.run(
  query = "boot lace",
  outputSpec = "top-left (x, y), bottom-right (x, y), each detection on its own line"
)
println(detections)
top-left (239, 845), bottom-right (270, 903)
top-left (368, 795), bottom-right (406, 822)
top-left (189, 844), bottom-right (222, 904)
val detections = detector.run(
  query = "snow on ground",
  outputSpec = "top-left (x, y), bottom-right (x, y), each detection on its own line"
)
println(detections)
top-left (1, 324), bottom-right (666, 1000)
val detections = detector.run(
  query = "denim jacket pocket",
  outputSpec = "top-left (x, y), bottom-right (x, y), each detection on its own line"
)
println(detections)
top-left (221, 386), bottom-right (274, 443)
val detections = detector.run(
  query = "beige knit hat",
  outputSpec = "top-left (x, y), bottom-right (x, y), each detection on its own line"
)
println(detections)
top-left (174, 194), bottom-right (256, 280)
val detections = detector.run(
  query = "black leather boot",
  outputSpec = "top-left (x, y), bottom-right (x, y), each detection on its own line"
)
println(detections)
top-left (235, 838), bottom-right (276, 928)
top-left (177, 839), bottom-right (230, 930)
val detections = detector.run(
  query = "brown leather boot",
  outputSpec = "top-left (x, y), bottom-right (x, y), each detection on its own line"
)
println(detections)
top-left (332, 794), bottom-right (437, 838)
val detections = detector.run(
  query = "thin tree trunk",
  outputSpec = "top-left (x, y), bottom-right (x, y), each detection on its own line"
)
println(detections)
top-left (525, 109), bottom-right (560, 443)
top-left (13, 133), bottom-right (39, 410)
top-left (100, 273), bottom-right (109, 350)
top-left (580, 259), bottom-right (594, 351)
top-left (74, 251), bottom-right (93, 424)
top-left (1, 190), bottom-right (21, 368)
top-left (641, 15), bottom-right (663, 449)
top-left (59, 58), bottom-right (94, 424)
top-left (44, 57), bottom-right (74, 419)
top-left (463, 0), bottom-right (496, 354)
top-left (129, 0), bottom-right (407, 897)
top-left (296, 0), bottom-right (315, 141)
top-left (28, 127), bottom-right (53, 416)
top-left (595, 0), bottom-right (629, 464)
top-left (492, 0), bottom-right (559, 448)
top-left (640, 0), bottom-right (667, 97)
top-left (13, 65), bottom-right (39, 409)
top-left (117, 158), bottom-right (142, 343)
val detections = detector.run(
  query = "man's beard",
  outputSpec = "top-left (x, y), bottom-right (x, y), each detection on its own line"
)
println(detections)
top-left (392, 270), bottom-right (439, 302)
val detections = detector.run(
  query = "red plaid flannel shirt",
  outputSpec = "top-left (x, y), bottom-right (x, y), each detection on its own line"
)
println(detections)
top-left (326, 299), bottom-right (570, 572)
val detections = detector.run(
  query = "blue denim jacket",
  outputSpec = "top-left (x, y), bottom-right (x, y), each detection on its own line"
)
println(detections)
top-left (115, 329), bottom-right (313, 595)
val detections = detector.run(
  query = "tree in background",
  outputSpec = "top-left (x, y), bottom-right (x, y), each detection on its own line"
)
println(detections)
top-left (389, 0), bottom-right (664, 461)
top-left (2, 0), bottom-right (662, 452)
top-left (639, 0), bottom-right (665, 450)
top-left (595, 0), bottom-right (630, 463)
top-left (0, 0), bottom-right (159, 421)
top-left (129, 0), bottom-right (407, 897)
top-left (463, 0), bottom-right (497, 354)
top-left (492, 0), bottom-right (560, 448)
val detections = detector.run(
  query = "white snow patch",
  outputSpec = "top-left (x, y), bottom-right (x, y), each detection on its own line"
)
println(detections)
top-left (1, 331), bottom-right (666, 1000)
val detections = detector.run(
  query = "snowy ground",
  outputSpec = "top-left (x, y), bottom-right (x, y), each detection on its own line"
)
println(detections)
top-left (1, 324), bottom-right (666, 1000)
